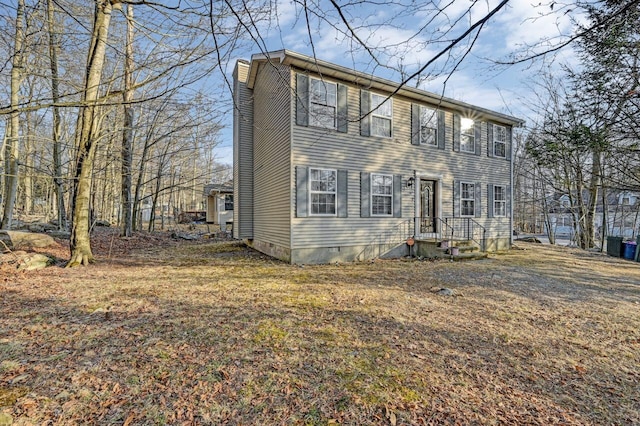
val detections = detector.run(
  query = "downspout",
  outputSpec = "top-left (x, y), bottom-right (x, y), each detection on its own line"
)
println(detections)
top-left (510, 130), bottom-right (514, 247)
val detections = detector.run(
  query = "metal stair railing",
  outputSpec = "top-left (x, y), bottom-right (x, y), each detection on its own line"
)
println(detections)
top-left (443, 217), bottom-right (486, 252)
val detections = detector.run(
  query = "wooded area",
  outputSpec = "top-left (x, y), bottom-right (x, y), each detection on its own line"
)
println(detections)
top-left (0, 0), bottom-right (233, 265)
top-left (1, 0), bottom-right (639, 264)
top-left (514, 1), bottom-right (640, 249)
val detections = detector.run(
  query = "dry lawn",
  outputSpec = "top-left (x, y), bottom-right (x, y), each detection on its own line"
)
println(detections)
top-left (1, 229), bottom-right (639, 425)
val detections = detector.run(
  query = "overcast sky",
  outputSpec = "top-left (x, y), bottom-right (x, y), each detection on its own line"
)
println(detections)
top-left (214, 0), bottom-right (586, 165)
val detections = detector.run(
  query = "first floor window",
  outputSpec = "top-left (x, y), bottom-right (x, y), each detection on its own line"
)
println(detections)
top-left (461, 182), bottom-right (475, 216)
top-left (493, 185), bottom-right (506, 217)
top-left (493, 124), bottom-right (506, 158)
top-left (371, 173), bottom-right (393, 216)
top-left (371, 93), bottom-right (393, 138)
top-left (460, 118), bottom-right (475, 153)
top-left (224, 194), bottom-right (234, 211)
top-left (310, 168), bottom-right (336, 215)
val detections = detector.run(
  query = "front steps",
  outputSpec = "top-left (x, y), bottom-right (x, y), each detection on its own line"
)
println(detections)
top-left (413, 238), bottom-right (487, 261)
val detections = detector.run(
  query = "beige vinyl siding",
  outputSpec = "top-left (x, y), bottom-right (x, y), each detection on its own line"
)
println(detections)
top-left (291, 73), bottom-right (511, 249)
top-left (252, 61), bottom-right (292, 248)
top-left (233, 62), bottom-right (253, 238)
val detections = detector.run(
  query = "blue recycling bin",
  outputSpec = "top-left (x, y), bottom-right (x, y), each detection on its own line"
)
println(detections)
top-left (623, 242), bottom-right (637, 260)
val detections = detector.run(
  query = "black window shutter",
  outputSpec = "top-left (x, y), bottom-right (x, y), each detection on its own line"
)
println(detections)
top-left (360, 90), bottom-right (371, 137)
top-left (337, 169), bottom-right (348, 218)
top-left (360, 172), bottom-right (370, 217)
top-left (411, 104), bottom-right (420, 146)
top-left (487, 184), bottom-right (494, 218)
top-left (474, 181), bottom-right (482, 218)
top-left (437, 110), bottom-right (445, 150)
top-left (453, 180), bottom-right (460, 217)
top-left (337, 84), bottom-right (348, 133)
top-left (453, 114), bottom-right (460, 152)
top-left (506, 126), bottom-right (512, 160)
top-left (506, 185), bottom-right (511, 218)
top-left (393, 174), bottom-right (402, 218)
top-left (487, 123), bottom-right (494, 157)
top-left (296, 74), bottom-right (309, 127)
top-left (474, 121), bottom-right (482, 156)
top-left (296, 166), bottom-right (308, 217)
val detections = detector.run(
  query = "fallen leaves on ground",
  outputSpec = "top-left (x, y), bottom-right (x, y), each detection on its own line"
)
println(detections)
top-left (1, 229), bottom-right (639, 424)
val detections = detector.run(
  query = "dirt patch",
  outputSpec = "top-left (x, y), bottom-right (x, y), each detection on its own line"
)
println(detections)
top-left (1, 238), bottom-right (638, 424)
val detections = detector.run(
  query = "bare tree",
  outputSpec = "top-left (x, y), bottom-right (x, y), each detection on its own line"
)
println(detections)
top-left (120, 3), bottom-right (134, 237)
top-left (47, 0), bottom-right (66, 230)
top-left (1, 0), bottom-right (25, 230)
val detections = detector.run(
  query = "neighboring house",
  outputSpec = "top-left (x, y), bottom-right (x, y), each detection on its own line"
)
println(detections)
top-left (233, 50), bottom-right (524, 264)
top-left (547, 193), bottom-right (576, 237)
top-left (607, 190), bottom-right (640, 238)
top-left (204, 182), bottom-right (234, 229)
top-left (546, 190), bottom-right (640, 240)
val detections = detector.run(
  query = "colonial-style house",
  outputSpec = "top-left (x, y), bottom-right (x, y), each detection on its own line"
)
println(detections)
top-left (204, 182), bottom-right (233, 229)
top-left (233, 50), bottom-right (524, 264)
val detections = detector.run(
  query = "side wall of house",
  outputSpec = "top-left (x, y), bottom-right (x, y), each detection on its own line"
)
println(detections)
top-left (249, 61), bottom-right (293, 260)
top-left (290, 69), bottom-right (512, 263)
top-left (233, 62), bottom-right (254, 239)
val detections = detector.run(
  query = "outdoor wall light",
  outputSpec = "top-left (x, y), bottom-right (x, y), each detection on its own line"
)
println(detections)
top-left (407, 177), bottom-right (415, 188)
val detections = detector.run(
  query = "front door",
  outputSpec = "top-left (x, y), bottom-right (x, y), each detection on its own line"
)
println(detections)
top-left (420, 179), bottom-right (436, 234)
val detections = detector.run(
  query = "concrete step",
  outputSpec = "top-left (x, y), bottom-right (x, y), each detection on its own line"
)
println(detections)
top-left (451, 251), bottom-right (488, 261)
top-left (414, 239), bottom-right (484, 261)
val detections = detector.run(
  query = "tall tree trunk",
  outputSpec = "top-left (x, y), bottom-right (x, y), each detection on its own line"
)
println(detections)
top-left (1, 0), bottom-right (25, 230)
top-left (600, 184), bottom-right (607, 251)
top-left (47, 0), bottom-right (67, 230)
top-left (68, 0), bottom-right (118, 267)
top-left (23, 109), bottom-right (34, 215)
top-left (121, 3), bottom-right (134, 237)
top-left (584, 148), bottom-right (601, 249)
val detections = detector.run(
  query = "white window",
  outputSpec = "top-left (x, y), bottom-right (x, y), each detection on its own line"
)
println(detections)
top-left (224, 194), bottom-right (234, 211)
top-left (371, 173), bottom-right (393, 216)
top-left (420, 106), bottom-right (438, 145)
top-left (309, 77), bottom-right (337, 129)
top-left (309, 168), bottom-right (336, 215)
top-left (461, 182), bottom-right (475, 217)
top-left (370, 93), bottom-right (392, 138)
top-left (493, 185), bottom-right (506, 217)
top-left (493, 125), bottom-right (506, 158)
top-left (460, 118), bottom-right (475, 153)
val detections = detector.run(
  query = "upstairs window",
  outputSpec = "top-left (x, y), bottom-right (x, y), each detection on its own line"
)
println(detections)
top-left (461, 182), bottom-right (475, 217)
top-left (310, 168), bottom-right (337, 215)
top-left (371, 173), bottom-right (393, 216)
top-left (224, 194), bottom-right (234, 211)
top-left (460, 118), bottom-right (475, 153)
top-left (493, 125), bottom-right (506, 158)
top-left (370, 93), bottom-right (393, 138)
top-left (309, 77), bottom-right (337, 129)
top-left (420, 106), bottom-right (438, 145)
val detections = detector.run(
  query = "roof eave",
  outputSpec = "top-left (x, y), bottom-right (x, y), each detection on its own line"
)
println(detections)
top-left (247, 49), bottom-right (525, 127)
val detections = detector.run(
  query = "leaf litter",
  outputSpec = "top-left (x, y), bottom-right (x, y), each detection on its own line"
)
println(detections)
top-left (0, 228), bottom-right (638, 424)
